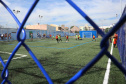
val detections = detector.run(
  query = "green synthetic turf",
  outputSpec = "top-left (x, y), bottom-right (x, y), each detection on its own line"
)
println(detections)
top-left (108, 47), bottom-right (126, 84)
top-left (0, 37), bottom-right (125, 84)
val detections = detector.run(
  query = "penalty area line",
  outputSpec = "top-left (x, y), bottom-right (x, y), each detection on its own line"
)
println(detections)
top-left (0, 51), bottom-right (27, 62)
top-left (103, 41), bottom-right (114, 84)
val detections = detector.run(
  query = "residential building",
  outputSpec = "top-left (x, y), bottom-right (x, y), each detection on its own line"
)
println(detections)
top-left (84, 24), bottom-right (94, 30)
top-left (79, 26), bottom-right (85, 31)
top-left (64, 27), bottom-right (69, 32)
top-left (26, 23), bottom-right (56, 32)
top-left (58, 25), bottom-right (69, 32)
top-left (99, 25), bottom-right (113, 31)
top-left (50, 24), bottom-right (60, 31)
top-left (70, 26), bottom-right (80, 33)
top-left (79, 24), bottom-right (94, 31)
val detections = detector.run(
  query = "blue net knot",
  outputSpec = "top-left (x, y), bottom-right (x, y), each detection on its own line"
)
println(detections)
top-left (17, 27), bottom-right (26, 43)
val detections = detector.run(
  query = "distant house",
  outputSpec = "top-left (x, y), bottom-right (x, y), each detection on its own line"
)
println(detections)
top-left (84, 24), bottom-right (94, 30)
top-left (64, 27), bottom-right (69, 32)
top-left (50, 24), bottom-right (60, 31)
top-left (62, 27), bottom-right (69, 32)
top-left (99, 25), bottom-right (113, 31)
top-left (26, 23), bottom-right (46, 30)
top-left (58, 25), bottom-right (69, 32)
top-left (79, 26), bottom-right (85, 31)
top-left (79, 24), bottom-right (95, 31)
top-left (26, 23), bottom-right (56, 31)
top-left (70, 26), bottom-right (80, 33)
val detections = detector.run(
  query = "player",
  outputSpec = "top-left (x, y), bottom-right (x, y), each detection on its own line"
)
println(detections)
top-left (113, 33), bottom-right (118, 48)
top-left (66, 35), bottom-right (69, 42)
top-left (8, 33), bottom-right (11, 39)
top-left (30, 33), bottom-right (33, 41)
top-left (78, 34), bottom-right (80, 40)
top-left (52, 35), bottom-right (55, 40)
top-left (49, 34), bottom-right (52, 38)
top-left (92, 35), bottom-right (96, 41)
top-left (37, 32), bottom-right (39, 38)
top-left (75, 34), bottom-right (78, 40)
top-left (56, 35), bottom-right (59, 43)
top-left (1, 34), bottom-right (3, 40)
top-left (84, 34), bottom-right (86, 38)
top-left (59, 35), bottom-right (62, 42)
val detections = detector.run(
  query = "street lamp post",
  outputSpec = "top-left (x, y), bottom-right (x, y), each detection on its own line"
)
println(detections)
top-left (116, 14), bottom-right (119, 20)
top-left (39, 15), bottom-right (43, 36)
top-left (39, 15), bottom-right (43, 24)
top-left (13, 9), bottom-right (20, 28)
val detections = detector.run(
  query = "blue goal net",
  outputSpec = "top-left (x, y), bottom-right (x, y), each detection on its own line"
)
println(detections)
top-left (79, 31), bottom-right (97, 38)
top-left (83, 32), bottom-right (92, 38)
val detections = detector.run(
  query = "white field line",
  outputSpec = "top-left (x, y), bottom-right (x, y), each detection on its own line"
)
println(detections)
top-left (0, 51), bottom-right (27, 62)
top-left (103, 41), bottom-right (114, 84)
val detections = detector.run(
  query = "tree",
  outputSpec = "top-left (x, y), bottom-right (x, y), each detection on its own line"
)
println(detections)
top-left (24, 27), bottom-right (26, 29)
top-left (70, 26), bottom-right (74, 29)
top-left (105, 28), bottom-right (112, 33)
top-left (75, 31), bottom-right (79, 33)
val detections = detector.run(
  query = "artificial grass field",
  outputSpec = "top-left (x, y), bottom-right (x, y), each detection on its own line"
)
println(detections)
top-left (0, 37), bottom-right (126, 84)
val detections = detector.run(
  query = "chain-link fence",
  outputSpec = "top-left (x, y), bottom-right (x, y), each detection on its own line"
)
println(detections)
top-left (117, 6), bottom-right (126, 74)
top-left (0, 0), bottom-right (126, 84)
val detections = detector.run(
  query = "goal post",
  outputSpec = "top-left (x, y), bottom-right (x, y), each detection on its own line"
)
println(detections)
top-left (82, 32), bottom-right (92, 38)
top-left (79, 31), bottom-right (97, 38)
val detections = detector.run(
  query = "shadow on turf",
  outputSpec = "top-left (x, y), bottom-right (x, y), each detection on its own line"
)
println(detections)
top-left (6, 57), bottom-right (105, 84)
top-left (4, 53), bottom-right (106, 84)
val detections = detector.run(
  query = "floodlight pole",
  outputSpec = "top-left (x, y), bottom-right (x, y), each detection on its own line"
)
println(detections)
top-left (116, 14), bottom-right (118, 22)
top-left (39, 15), bottom-right (43, 24)
top-left (13, 9), bottom-right (20, 28)
top-left (39, 15), bottom-right (43, 36)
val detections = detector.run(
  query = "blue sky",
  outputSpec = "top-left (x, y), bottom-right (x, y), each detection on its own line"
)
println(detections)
top-left (0, 0), bottom-right (126, 28)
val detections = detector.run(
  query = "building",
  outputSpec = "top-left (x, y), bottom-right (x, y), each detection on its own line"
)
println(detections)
top-left (61, 25), bottom-right (68, 32)
top-left (50, 24), bottom-right (60, 31)
top-left (99, 25), bottom-right (113, 31)
top-left (70, 26), bottom-right (80, 33)
top-left (25, 23), bottom-right (56, 36)
top-left (26, 24), bottom-right (70, 33)
top-left (47, 24), bottom-right (70, 32)
top-left (26, 23), bottom-right (56, 32)
top-left (79, 26), bottom-right (85, 31)
top-left (61, 25), bottom-right (65, 29)
top-left (79, 24), bottom-right (94, 31)
top-left (64, 27), bottom-right (69, 32)
top-left (57, 25), bottom-right (69, 32)
top-left (84, 24), bottom-right (94, 30)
